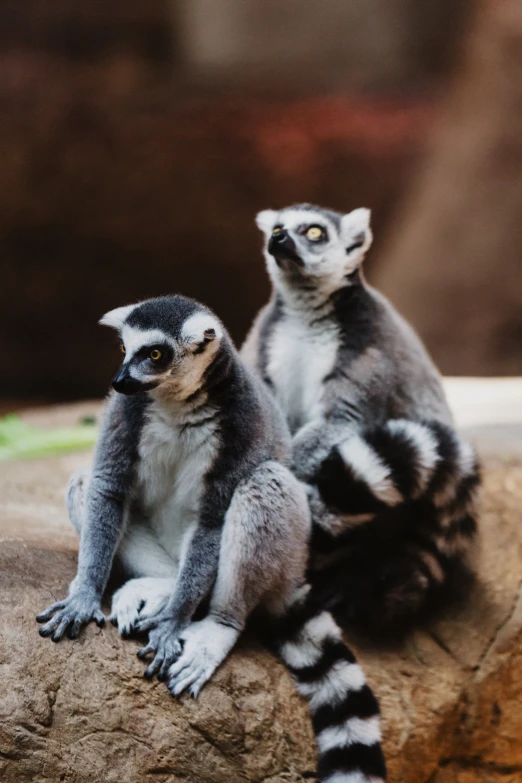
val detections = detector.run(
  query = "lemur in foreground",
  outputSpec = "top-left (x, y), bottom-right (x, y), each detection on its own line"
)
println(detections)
top-left (242, 205), bottom-right (481, 636)
top-left (37, 295), bottom-right (387, 783)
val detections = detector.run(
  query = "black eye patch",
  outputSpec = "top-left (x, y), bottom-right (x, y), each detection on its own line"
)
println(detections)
top-left (135, 343), bottom-right (173, 367)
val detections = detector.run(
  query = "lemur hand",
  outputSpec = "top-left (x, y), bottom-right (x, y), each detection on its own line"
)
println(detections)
top-left (291, 419), bottom-right (336, 480)
top-left (136, 612), bottom-right (184, 681)
top-left (36, 587), bottom-right (105, 642)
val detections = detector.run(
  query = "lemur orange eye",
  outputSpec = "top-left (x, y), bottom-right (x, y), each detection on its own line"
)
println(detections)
top-left (306, 226), bottom-right (323, 241)
top-left (150, 349), bottom-right (162, 361)
top-left (120, 343), bottom-right (126, 354)
top-left (272, 226), bottom-right (283, 236)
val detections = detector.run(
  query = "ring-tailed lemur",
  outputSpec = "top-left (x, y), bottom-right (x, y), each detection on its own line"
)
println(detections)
top-left (242, 204), bottom-right (481, 636)
top-left (36, 295), bottom-right (387, 783)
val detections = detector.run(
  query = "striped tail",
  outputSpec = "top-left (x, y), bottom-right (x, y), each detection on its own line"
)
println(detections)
top-left (273, 593), bottom-right (386, 783)
top-left (311, 419), bottom-right (481, 635)
top-left (314, 418), bottom-right (481, 535)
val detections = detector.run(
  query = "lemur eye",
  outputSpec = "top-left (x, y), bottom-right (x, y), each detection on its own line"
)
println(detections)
top-left (120, 343), bottom-right (126, 354)
top-left (150, 349), bottom-right (162, 361)
top-left (272, 226), bottom-right (283, 236)
top-left (306, 226), bottom-right (324, 241)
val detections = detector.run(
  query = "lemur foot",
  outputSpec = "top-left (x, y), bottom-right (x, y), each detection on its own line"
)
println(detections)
top-left (109, 577), bottom-right (173, 637)
top-left (381, 566), bottom-right (430, 626)
top-left (167, 618), bottom-right (239, 699)
top-left (37, 588), bottom-right (105, 641)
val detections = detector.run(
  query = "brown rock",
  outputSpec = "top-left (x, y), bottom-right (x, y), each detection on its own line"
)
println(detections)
top-left (1, 399), bottom-right (522, 782)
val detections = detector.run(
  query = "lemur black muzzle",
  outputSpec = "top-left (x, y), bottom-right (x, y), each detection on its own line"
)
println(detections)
top-left (112, 366), bottom-right (158, 395)
top-left (268, 229), bottom-right (303, 267)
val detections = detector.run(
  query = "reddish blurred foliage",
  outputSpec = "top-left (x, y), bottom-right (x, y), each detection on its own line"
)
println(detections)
top-left (0, 45), bottom-right (434, 400)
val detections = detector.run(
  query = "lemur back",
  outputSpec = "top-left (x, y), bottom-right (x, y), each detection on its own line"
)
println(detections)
top-left (242, 204), bottom-right (481, 636)
top-left (38, 294), bottom-right (387, 783)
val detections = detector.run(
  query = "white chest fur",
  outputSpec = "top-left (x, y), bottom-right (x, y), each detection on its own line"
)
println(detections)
top-left (266, 312), bottom-right (339, 433)
top-left (134, 403), bottom-right (219, 561)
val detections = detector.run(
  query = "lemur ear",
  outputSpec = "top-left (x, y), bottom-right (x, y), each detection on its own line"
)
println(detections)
top-left (340, 208), bottom-right (373, 263)
top-left (255, 209), bottom-right (277, 234)
top-left (181, 312), bottom-right (223, 351)
top-left (99, 304), bottom-right (137, 329)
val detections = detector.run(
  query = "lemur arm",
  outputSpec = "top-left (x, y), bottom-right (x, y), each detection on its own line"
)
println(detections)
top-left (37, 395), bottom-right (141, 641)
top-left (135, 470), bottom-right (238, 681)
top-left (166, 526), bottom-right (221, 622)
top-left (291, 417), bottom-right (358, 482)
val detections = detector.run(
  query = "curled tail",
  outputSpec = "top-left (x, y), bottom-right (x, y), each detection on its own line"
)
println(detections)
top-left (311, 419), bottom-right (481, 635)
top-left (272, 592), bottom-right (386, 783)
top-left (315, 418), bottom-right (480, 527)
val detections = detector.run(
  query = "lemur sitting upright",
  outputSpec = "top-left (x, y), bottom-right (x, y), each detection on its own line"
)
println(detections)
top-left (37, 295), bottom-right (387, 783)
top-left (242, 205), bottom-right (481, 636)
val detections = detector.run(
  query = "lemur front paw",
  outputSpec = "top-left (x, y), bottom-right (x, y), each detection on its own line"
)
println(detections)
top-left (109, 578), bottom-right (171, 637)
top-left (36, 590), bottom-right (105, 642)
top-left (136, 614), bottom-right (184, 681)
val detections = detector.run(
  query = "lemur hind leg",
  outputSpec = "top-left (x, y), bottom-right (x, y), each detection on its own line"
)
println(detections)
top-left (67, 468), bottom-right (176, 579)
top-left (311, 530), bottom-right (448, 637)
top-left (167, 461), bottom-right (310, 698)
top-left (66, 468), bottom-right (90, 534)
top-left (66, 468), bottom-right (177, 635)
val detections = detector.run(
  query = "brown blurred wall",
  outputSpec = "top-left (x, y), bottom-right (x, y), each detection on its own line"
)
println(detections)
top-left (0, 0), bottom-right (472, 401)
top-left (374, 0), bottom-right (522, 376)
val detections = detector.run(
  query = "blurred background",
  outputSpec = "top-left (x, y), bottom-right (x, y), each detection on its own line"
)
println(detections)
top-left (1, 0), bottom-right (521, 407)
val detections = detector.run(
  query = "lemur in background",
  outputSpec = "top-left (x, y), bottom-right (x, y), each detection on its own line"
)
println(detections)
top-left (242, 205), bottom-right (481, 637)
top-left (37, 295), bottom-right (387, 783)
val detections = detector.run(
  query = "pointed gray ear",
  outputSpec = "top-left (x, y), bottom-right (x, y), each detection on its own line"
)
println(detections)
top-left (99, 304), bottom-right (136, 329)
top-left (255, 209), bottom-right (277, 234)
top-left (340, 208), bottom-right (373, 262)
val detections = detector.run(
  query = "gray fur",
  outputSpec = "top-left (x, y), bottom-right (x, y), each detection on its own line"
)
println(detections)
top-left (38, 296), bottom-right (298, 657)
top-left (37, 294), bottom-right (387, 782)
top-left (243, 204), bottom-right (481, 634)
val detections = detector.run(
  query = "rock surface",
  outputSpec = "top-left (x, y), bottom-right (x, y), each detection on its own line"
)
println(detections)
top-left (1, 394), bottom-right (522, 783)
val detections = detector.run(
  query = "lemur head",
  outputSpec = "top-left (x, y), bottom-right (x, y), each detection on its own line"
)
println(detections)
top-left (256, 204), bottom-right (372, 295)
top-left (100, 296), bottom-right (224, 401)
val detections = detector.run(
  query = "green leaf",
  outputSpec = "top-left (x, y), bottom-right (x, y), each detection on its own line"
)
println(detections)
top-left (0, 414), bottom-right (98, 460)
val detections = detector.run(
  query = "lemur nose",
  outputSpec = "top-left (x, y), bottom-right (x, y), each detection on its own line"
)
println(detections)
top-left (112, 366), bottom-right (138, 395)
top-left (269, 229), bottom-right (294, 254)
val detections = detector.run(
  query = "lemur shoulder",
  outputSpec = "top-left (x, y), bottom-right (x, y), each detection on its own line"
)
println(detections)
top-left (242, 204), bottom-right (481, 636)
top-left (37, 294), bottom-right (387, 783)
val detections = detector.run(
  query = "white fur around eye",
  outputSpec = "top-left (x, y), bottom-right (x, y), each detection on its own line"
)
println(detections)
top-left (120, 326), bottom-right (172, 357)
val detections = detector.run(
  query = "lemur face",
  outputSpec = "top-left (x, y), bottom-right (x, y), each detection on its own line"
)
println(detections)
top-left (100, 296), bottom-right (223, 400)
top-left (256, 204), bottom-right (373, 292)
